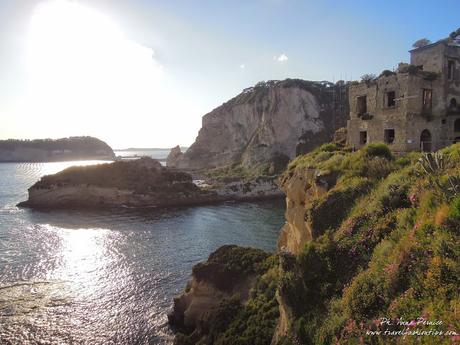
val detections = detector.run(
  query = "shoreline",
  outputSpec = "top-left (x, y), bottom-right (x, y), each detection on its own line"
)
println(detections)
top-left (0, 158), bottom-right (115, 163)
top-left (17, 191), bottom-right (285, 211)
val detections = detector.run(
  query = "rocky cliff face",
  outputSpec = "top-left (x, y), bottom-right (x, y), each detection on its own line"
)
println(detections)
top-left (169, 245), bottom-right (277, 345)
top-left (277, 166), bottom-right (334, 253)
top-left (168, 79), bottom-right (348, 171)
top-left (0, 136), bottom-right (116, 162)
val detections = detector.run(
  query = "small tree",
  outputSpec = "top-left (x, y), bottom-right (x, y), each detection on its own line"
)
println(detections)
top-left (412, 38), bottom-right (431, 49)
top-left (360, 73), bottom-right (377, 83)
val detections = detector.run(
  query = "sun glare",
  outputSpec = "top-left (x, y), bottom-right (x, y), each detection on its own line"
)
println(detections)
top-left (24, 0), bottom-right (164, 147)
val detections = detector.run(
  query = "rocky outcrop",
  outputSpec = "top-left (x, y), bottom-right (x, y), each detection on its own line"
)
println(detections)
top-left (168, 79), bottom-right (348, 171)
top-left (169, 245), bottom-right (271, 343)
top-left (277, 166), bottom-right (337, 253)
top-left (0, 136), bottom-right (116, 162)
top-left (18, 157), bottom-right (216, 209)
top-left (18, 158), bottom-right (284, 209)
top-left (166, 145), bottom-right (183, 167)
top-left (333, 127), bottom-right (347, 145)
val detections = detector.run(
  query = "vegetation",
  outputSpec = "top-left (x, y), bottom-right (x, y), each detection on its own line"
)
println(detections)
top-left (204, 163), bottom-right (272, 182)
top-left (412, 38), bottom-right (432, 48)
top-left (360, 73), bottom-right (377, 84)
top-left (0, 136), bottom-right (113, 153)
top-left (192, 245), bottom-right (271, 292)
top-left (176, 246), bottom-right (280, 345)
top-left (203, 152), bottom-right (289, 182)
top-left (449, 28), bottom-right (460, 40)
top-left (379, 70), bottom-right (396, 78)
top-left (178, 143), bottom-right (460, 345)
top-left (281, 143), bottom-right (460, 344)
top-left (33, 157), bottom-right (198, 195)
top-left (230, 79), bottom-right (343, 107)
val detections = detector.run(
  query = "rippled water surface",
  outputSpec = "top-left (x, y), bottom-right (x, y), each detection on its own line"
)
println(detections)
top-left (0, 161), bottom-right (285, 344)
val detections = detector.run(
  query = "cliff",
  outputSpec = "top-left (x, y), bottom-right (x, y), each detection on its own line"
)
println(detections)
top-left (171, 142), bottom-right (460, 344)
top-left (167, 79), bottom-right (348, 171)
top-left (170, 245), bottom-right (280, 345)
top-left (0, 136), bottom-right (116, 162)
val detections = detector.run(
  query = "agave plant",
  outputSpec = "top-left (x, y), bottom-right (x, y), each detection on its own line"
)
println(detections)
top-left (418, 152), bottom-right (448, 175)
top-left (418, 152), bottom-right (459, 201)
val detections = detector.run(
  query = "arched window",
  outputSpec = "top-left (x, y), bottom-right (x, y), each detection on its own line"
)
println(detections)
top-left (455, 119), bottom-right (460, 132)
top-left (420, 129), bottom-right (432, 152)
top-left (450, 98), bottom-right (457, 108)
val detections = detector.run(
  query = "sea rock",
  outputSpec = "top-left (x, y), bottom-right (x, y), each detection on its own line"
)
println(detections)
top-left (17, 157), bottom-right (216, 209)
top-left (169, 245), bottom-right (269, 340)
top-left (166, 145), bottom-right (183, 167)
top-left (168, 79), bottom-right (348, 171)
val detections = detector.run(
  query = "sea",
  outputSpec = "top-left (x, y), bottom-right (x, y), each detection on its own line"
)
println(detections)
top-left (0, 149), bottom-right (285, 344)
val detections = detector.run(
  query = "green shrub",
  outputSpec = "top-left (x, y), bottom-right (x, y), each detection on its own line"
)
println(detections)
top-left (306, 177), bottom-right (373, 236)
top-left (449, 195), bottom-right (460, 222)
top-left (379, 69), bottom-right (396, 78)
top-left (343, 271), bottom-right (385, 319)
top-left (362, 143), bottom-right (393, 160)
top-left (339, 144), bottom-right (396, 181)
top-left (192, 245), bottom-right (269, 291)
top-left (318, 143), bottom-right (340, 152)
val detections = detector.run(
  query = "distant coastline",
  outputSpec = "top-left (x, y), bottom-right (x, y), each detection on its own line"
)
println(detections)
top-left (0, 136), bottom-right (115, 163)
top-left (114, 147), bottom-right (188, 164)
top-left (115, 147), bottom-right (188, 151)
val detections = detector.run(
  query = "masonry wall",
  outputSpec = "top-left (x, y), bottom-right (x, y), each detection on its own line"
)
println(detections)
top-left (410, 44), bottom-right (446, 73)
top-left (347, 72), bottom-right (460, 152)
top-left (347, 74), bottom-right (412, 152)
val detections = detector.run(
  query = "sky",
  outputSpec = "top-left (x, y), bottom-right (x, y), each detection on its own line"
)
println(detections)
top-left (0, 0), bottom-right (459, 149)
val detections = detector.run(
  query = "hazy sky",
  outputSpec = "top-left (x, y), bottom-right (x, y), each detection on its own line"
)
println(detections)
top-left (1, 0), bottom-right (459, 148)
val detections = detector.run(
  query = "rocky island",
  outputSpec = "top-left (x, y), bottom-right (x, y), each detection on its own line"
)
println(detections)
top-left (170, 142), bottom-right (460, 345)
top-left (0, 136), bottom-right (115, 162)
top-left (17, 157), bottom-right (283, 209)
top-left (17, 157), bottom-right (214, 209)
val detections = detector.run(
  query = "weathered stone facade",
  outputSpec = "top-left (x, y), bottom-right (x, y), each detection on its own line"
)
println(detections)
top-left (347, 30), bottom-right (460, 152)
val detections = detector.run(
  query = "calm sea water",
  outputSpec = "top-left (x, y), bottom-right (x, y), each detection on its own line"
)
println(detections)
top-left (0, 160), bottom-right (285, 344)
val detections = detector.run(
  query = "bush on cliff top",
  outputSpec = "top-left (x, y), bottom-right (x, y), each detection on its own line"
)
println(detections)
top-left (286, 142), bottom-right (395, 180)
top-left (192, 245), bottom-right (270, 292)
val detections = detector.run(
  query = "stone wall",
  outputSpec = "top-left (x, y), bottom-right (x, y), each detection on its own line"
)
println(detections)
top-left (410, 43), bottom-right (446, 73)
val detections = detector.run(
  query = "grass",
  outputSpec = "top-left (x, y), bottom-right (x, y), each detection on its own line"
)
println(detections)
top-left (32, 158), bottom-right (199, 195)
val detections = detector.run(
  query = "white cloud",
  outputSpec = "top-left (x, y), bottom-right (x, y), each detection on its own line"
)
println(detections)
top-left (274, 53), bottom-right (288, 62)
top-left (240, 64), bottom-right (245, 69)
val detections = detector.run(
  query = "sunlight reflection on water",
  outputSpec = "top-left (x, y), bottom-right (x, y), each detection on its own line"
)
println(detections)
top-left (0, 161), bottom-right (285, 344)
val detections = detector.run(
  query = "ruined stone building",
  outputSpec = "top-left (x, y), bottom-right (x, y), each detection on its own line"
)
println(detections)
top-left (347, 29), bottom-right (460, 152)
